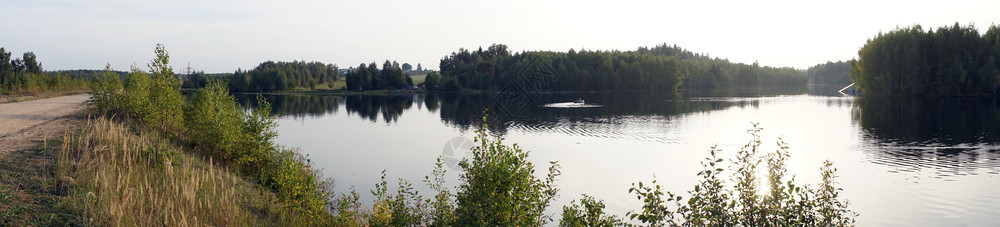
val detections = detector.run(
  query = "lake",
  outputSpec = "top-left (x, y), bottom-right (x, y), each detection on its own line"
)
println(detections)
top-left (237, 86), bottom-right (1000, 226)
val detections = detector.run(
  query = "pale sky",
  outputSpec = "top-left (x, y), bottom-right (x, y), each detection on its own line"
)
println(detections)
top-left (4, 0), bottom-right (999, 73)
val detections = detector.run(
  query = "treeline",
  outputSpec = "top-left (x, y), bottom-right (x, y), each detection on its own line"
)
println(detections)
top-left (225, 61), bottom-right (340, 92)
top-left (344, 60), bottom-right (415, 91)
top-left (433, 44), bottom-right (807, 92)
top-left (52, 69), bottom-right (128, 78)
top-left (808, 61), bottom-right (852, 84)
top-left (849, 23), bottom-right (1000, 96)
top-left (0, 48), bottom-right (90, 94)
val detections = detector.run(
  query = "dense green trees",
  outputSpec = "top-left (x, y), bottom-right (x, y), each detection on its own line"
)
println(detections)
top-left (807, 61), bottom-right (852, 84)
top-left (344, 60), bottom-right (414, 91)
top-left (850, 23), bottom-right (1000, 96)
top-left (421, 71), bottom-right (441, 90)
top-left (0, 47), bottom-right (89, 94)
top-left (438, 44), bottom-right (807, 92)
top-left (0, 49), bottom-right (42, 77)
top-left (226, 60), bottom-right (339, 92)
top-left (22, 52), bottom-right (41, 74)
top-left (181, 70), bottom-right (210, 88)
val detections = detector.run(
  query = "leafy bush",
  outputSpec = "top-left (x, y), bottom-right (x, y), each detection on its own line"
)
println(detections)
top-left (560, 194), bottom-right (624, 227)
top-left (89, 64), bottom-right (124, 113)
top-left (368, 171), bottom-right (426, 226)
top-left (626, 124), bottom-right (857, 226)
top-left (184, 81), bottom-right (245, 161)
top-left (97, 44), bottom-right (185, 134)
top-left (424, 157), bottom-right (456, 225)
top-left (121, 68), bottom-right (153, 119)
top-left (454, 117), bottom-right (561, 226)
top-left (259, 147), bottom-right (332, 221)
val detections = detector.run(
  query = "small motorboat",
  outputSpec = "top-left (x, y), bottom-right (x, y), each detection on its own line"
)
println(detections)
top-left (574, 98), bottom-right (585, 104)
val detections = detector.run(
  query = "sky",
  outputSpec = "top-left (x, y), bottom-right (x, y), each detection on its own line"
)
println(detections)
top-left (3, 0), bottom-right (999, 73)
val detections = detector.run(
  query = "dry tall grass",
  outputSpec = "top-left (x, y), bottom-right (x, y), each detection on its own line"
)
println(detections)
top-left (57, 116), bottom-right (278, 226)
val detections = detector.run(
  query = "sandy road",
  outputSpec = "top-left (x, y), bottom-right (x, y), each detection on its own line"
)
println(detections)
top-left (0, 94), bottom-right (90, 153)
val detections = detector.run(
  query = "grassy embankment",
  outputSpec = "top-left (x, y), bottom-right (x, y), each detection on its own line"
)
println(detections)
top-left (0, 114), bottom-right (317, 225)
top-left (2, 44), bottom-right (336, 225)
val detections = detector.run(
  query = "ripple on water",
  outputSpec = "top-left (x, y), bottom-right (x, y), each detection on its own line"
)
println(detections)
top-left (867, 144), bottom-right (1000, 177)
top-left (510, 116), bottom-right (685, 144)
top-left (543, 102), bottom-right (603, 108)
top-left (864, 141), bottom-right (1000, 225)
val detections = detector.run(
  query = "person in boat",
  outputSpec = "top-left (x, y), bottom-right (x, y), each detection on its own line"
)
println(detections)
top-left (574, 97), bottom-right (584, 104)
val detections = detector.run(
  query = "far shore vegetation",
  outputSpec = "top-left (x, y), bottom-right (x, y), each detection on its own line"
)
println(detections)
top-left (177, 43), bottom-right (811, 94)
top-left (807, 61), bottom-right (852, 85)
top-left (0, 48), bottom-right (90, 103)
top-left (850, 23), bottom-right (1000, 96)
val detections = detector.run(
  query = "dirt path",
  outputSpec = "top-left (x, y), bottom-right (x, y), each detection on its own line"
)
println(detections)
top-left (0, 94), bottom-right (90, 154)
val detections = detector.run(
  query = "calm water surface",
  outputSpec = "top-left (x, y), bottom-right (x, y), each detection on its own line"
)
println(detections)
top-left (238, 88), bottom-right (1000, 226)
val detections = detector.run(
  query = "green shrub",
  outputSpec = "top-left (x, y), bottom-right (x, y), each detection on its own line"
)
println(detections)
top-left (89, 64), bottom-right (124, 113)
top-left (121, 68), bottom-right (153, 120)
top-left (184, 81), bottom-right (246, 160)
top-left (368, 171), bottom-right (426, 226)
top-left (627, 124), bottom-right (857, 226)
top-left (560, 194), bottom-right (623, 227)
top-left (98, 44), bottom-right (185, 133)
top-left (259, 147), bottom-right (332, 222)
top-left (239, 96), bottom-right (279, 170)
top-left (454, 116), bottom-right (561, 226)
top-left (424, 157), bottom-right (456, 225)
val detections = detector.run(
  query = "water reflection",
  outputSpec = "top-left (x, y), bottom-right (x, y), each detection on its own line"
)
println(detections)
top-left (435, 92), bottom-right (761, 133)
top-left (852, 97), bottom-right (1000, 176)
top-left (238, 92), bottom-right (1000, 176)
top-left (235, 94), bottom-right (416, 124)
top-left (236, 91), bottom-right (767, 137)
top-left (235, 94), bottom-right (343, 118)
top-left (344, 95), bottom-right (413, 123)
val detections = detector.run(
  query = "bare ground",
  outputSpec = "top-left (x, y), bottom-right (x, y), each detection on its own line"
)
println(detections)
top-left (0, 94), bottom-right (90, 155)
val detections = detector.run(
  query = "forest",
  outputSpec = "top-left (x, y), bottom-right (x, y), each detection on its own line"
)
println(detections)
top-left (434, 44), bottom-right (807, 92)
top-left (0, 47), bottom-right (90, 94)
top-left (224, 60), bottom-right (340, 92)
top-left (343, 60), bottom-right (415, 91)
top-left (849, 23), bottom-right (1000, 96)
top-left (807, 61), bottom-right (852, 84)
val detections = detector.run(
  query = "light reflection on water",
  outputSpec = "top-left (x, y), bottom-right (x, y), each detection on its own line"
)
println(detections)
top-left (238, 91), bottom-right (1000, 226)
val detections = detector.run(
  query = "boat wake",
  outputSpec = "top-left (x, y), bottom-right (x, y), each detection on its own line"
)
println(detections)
top-left (543, 102), bottom-right (602, 108)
